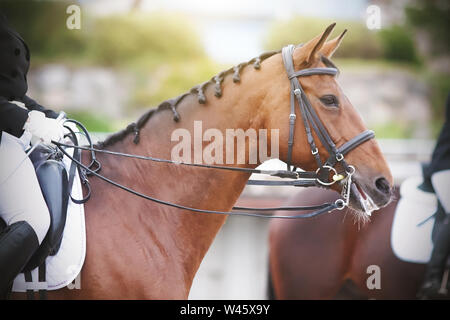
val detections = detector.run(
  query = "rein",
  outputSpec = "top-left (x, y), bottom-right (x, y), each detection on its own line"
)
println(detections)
top-left (53, 44), bottom-right (375, 219)
top-left (54, 139), bottom-right (350, 219)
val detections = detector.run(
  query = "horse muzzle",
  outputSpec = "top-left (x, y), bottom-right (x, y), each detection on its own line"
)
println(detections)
top-left (346, 173), bottom-right (393, 216)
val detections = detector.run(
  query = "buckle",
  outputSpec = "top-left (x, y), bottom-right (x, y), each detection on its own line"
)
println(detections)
top-left (294, 89), bottom-right (301, 97)
top-left (311, 148), bottom-right (318, 155)
top-left (289, 113), bottom-right (296, 120)
top-left (336, 153), bottom-right (344, 161)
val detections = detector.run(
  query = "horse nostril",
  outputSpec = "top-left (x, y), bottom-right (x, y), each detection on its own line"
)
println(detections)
top-left (375, 177), bottom-right (391, 195)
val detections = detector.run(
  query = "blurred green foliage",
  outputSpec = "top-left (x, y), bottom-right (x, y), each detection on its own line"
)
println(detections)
top-left (371, 121), bottom-right (415, 139)
top-left (405, 0), bottom-right (450, 56)
top-left (0, 0), bottom-right (205, 68)
top-left (129, 59), bottom-right (220, 109)
top-left (264, 16), bottom-right (420, 64)
top-left (377, 25), bottom-right (420, 64)
top-left (0, 0), bottom-right (86, 62)
top-left (405, 0), bottom-right (450, 137)
top-left (0, 0), bottom-right (219, 119)
top-left (90, 13), bottom-right (205, 68)
top-left (66, 110), bottom-right (119, 132)
top-left (264, 16), bottom-right (382, 59)
top-left (426, 73), bottom-right (450, 137)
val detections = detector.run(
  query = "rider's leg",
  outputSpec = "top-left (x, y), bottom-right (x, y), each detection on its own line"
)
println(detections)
top-left (419, 214), bottom-right (450, 297)
top-left (0, 221), bottom-right (40, 297)
top-left (0, 132), bottom-right (50, 296)
top-left (418, 170), bottom-right (450, 299)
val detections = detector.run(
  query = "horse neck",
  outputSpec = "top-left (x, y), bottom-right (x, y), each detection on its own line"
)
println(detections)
top-left (85, 75), bottom-right (269, 295)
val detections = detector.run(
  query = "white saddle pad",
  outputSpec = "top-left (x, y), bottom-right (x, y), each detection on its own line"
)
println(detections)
top-left (12, 144), bottom-right (86, 292)
top-left (391, 176), bottom-right (437, 264)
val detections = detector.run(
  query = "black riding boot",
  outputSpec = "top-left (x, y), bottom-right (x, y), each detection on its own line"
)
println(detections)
top-left (417, 215), bottom-right (450, 299)
top-left (0, 221), bottom-right (40, 299)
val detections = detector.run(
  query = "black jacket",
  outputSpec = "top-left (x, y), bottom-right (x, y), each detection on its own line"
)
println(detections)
top-left (425, 93), bottom-right (450, 177)
top-left (0, 13), bottom-right (57, 141)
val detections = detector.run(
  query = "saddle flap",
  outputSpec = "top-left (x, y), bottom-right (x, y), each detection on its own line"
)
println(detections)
top-left (24, 159), bottom-right (69, 272)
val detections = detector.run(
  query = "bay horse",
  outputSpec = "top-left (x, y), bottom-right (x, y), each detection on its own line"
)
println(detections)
top-left (267, 186), bottom-right (429, 300)
top-left (12, 23), bottom-right (392, 299)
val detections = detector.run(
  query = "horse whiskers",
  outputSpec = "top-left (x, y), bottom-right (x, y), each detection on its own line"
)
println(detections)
top-left (348, 206), bottom-right (371, 228)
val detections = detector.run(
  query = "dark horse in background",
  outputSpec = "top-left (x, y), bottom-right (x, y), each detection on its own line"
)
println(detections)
top-left (268, 186), bottom-right (433, 299)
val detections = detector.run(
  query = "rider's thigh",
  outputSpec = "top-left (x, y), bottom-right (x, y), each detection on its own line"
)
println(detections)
top-left (0, 132), bottom-right (50, 244)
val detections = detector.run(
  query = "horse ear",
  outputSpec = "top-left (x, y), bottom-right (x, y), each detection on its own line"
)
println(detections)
top-left (320, 29), bottom-right (347, 58)
top-left (294, 23), bottom-right (336, 65)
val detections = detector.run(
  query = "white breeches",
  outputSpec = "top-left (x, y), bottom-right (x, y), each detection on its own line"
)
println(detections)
top-left (0, 132), bottom-right (50, 244)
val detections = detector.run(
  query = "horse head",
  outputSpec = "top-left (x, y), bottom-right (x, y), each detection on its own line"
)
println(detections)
top-left (262, 23), bottom-right (393, 217)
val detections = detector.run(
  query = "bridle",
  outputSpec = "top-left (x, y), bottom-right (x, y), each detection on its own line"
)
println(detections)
top-left (282, 44), bottom-right (374, 185)
top-left (54, 44), bottom-right (375, 219)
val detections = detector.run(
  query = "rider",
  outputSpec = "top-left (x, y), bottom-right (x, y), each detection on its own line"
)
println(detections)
top-left (0, 14), bottom-right (65, 296)
top-left (418, 93), bottom-right (450, 299)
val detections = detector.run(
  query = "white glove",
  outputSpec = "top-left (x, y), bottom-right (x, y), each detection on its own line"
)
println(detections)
top-left (23, 110), bottom-right (65, 146)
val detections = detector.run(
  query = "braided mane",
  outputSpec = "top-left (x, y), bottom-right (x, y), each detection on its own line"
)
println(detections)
top-left (98, 50), bottom-right (280, 148)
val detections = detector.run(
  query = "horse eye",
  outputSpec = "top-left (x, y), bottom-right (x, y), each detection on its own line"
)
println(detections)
top-left (320, 95), bottom-right (339, 108)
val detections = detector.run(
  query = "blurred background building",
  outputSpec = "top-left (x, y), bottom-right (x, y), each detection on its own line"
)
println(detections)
top-left (1, 0), bottom-right (448, 299)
